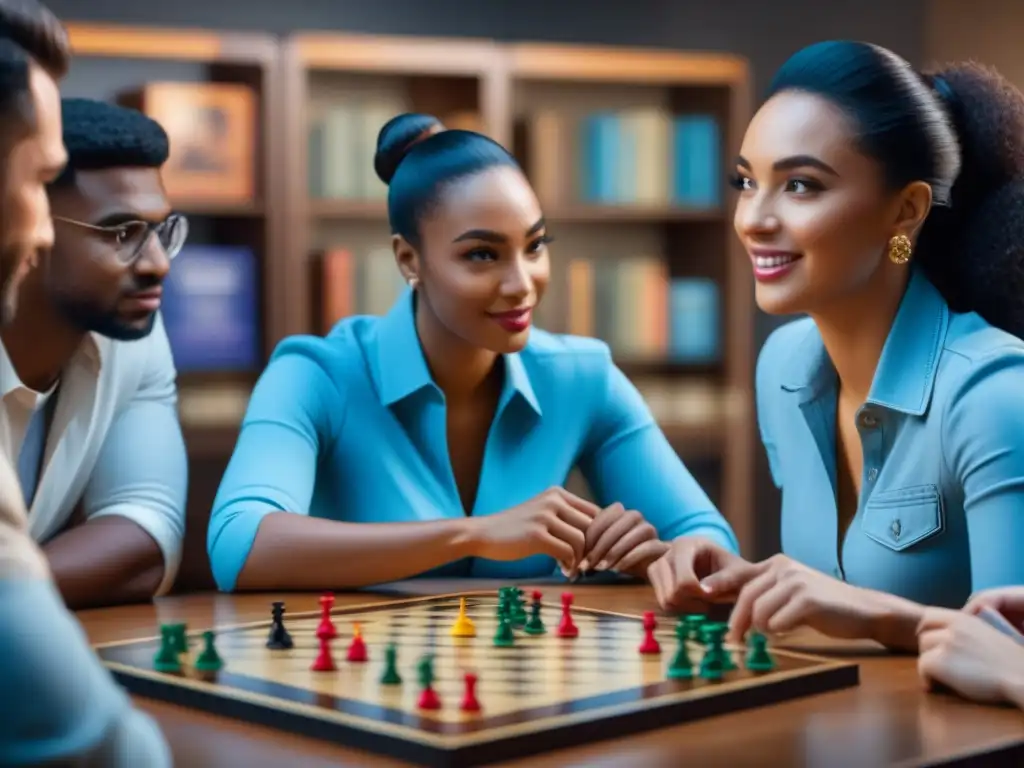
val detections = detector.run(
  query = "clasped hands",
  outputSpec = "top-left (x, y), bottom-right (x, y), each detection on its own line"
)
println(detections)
top-left (471, 487), bottom-right (668, 578)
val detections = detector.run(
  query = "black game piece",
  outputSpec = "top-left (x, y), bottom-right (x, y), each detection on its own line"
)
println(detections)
top-left (266, 601), bottom-right (294, 649)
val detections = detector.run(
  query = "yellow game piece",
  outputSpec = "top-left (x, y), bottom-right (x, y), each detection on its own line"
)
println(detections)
top-left (450, 597), bottom-right (476, 637)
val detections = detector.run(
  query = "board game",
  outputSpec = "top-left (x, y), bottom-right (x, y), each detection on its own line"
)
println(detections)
top-left (94, 589), bottom-right (859, 767)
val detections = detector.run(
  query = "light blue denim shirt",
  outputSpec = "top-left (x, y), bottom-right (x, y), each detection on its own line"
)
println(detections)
top-left (208, 288), bottom-right (738, 591)
top-left (757, 268), bottom-right (1024, 608)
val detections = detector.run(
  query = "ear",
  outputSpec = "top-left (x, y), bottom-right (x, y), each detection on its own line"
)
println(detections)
top-left (894, 180), bottom-right (934, 239)
top-left (392, 234), bottom-right (420, 286)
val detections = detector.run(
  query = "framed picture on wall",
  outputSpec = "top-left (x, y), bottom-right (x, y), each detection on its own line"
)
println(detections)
top-left (120, 81), bottom-right (257, 205)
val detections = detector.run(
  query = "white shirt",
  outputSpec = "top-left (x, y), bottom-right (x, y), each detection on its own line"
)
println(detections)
top-left (0, 313), bottom-right (187, 595)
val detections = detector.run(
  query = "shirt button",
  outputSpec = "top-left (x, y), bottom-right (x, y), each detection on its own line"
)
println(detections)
top-left (867, 467), bottom-right (878, 482)
top-left (859, 411), bottom-right (878, 429)
top-left (891, 519), bottom-right (902, 540)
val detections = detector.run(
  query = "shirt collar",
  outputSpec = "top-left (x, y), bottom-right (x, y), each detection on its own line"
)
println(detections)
top-left (780, 268), bottom-right (948, 415)
top-left (374, 287), bottom-right (541, 415)
top-left (0, 332), bottom-right (102, 399)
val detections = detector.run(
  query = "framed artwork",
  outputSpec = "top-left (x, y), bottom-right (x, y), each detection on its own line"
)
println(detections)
top-left (121, 82), bottom-right (257, 205)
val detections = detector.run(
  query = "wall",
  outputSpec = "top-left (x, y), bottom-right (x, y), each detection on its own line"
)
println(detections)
top-left (44, 0), bottom-right (930, 558)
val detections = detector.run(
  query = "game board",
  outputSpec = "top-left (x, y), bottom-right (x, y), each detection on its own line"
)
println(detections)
top-left (94, 591), bottom-right (859, 767)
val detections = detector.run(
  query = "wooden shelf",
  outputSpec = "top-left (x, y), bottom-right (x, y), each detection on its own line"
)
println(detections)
top-left (59, 24), bottom-right (761, 565)
top-left (503, 43), bottom-right (748, 85)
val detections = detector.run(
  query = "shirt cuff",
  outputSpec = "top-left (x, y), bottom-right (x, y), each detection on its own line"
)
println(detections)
top-left (89, 504), bottom-right (183, 596)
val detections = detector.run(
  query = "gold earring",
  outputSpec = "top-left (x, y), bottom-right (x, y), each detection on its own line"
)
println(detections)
top-left (888, 234), bottom-right (912, 265)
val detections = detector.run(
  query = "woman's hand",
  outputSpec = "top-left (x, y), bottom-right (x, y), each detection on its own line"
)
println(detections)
top-left (918, 607), bottom-right (1024, 707)
top-left (468, 487), bottom-right (599, 572)
top-left (648, 535), bottom-right (756, 612)
top-left (718, 555), bottom-right (887, 643)
top-left (579, 502), bottom-right (668, 578)
top-left (963, 586), bottom-right (1024, 631)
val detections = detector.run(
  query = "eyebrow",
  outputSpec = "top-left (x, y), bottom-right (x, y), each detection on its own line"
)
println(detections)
top-left (92, 209), bottom-right (170, 228)
top-left (453, 217), bottom-right (546, 244)
top-left (736, 154), bottom-right (839, 176)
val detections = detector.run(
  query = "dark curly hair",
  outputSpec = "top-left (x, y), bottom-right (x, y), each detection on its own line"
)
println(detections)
top-left (50, 97), bottom-right (170, 187)
top-left (766, 41), bottom-right (1024, 337)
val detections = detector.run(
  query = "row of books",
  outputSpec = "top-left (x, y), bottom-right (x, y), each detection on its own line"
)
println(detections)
top-left (317, 248), bottom-right (721, 363)
top-left (308, 102), bottom-right (484, 201)
top-left (524, 108), bottom-right (721, 209)
top-left (156, 242), bottom-right (722, 377)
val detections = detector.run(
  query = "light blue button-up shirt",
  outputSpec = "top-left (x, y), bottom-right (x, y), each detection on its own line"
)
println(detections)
top-left (208, 288), bottom-right (738, 591)
top-left (757, 268), bottom-right (1024, 608)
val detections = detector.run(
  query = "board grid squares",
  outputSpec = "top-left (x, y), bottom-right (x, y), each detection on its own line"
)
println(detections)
top-left (95, 592), bottom-right (859, 767)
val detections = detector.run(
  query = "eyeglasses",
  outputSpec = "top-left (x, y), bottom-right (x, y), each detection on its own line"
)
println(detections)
top-left (52, 213), bottom-right (189, 265)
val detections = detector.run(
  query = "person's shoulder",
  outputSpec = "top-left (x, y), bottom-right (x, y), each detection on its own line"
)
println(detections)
top-left (756, 317), bottom-right (818, 387)
top-left (943, 310), bottom-right (1024, 367)
top-left (939, 310), bottom-right (1024, 409)
top-left (520, 328), bottom-right (616, 390)
top-left (268, 314), bottom-right (380, 381)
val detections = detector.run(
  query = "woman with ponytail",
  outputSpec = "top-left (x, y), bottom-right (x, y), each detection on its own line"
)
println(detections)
top-left (207, 115), bottom-right (737, 593)
top-left (650, 41), bottom-right (1024, 652)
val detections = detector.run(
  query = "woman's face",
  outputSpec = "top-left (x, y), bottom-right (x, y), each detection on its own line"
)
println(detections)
top-left (732, 90), bottom-right (911, 317)
top-left (405, 165), bottom-right (551, 354)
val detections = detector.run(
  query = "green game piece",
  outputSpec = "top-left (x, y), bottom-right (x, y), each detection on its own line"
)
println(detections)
top-left (496, 589), bottom-right (512, 619)
top-left (512, 588), bottom-right (527, 626)
top-left (745, 632), bottom-right (775, 673)
top-left (493, 614), bottom-right (516, 647)
top-left (667, 619), bottom-right (693, 680)
top-left (194, 631), bottom-right (223, 673)
top-left (417, 655), bottom-right (435, 688)
top-left (170, 623), bottom-right (189, 653)
top-left (698, 623), bottom-right (729, 680)
top-left (380, 643), bottom-right (402, 685)
top-left (683, 614), bottom-right (706, 642)
top-left (523, 599), bottom-right (546, 635)
top-left (153, 626), bottom-right (182, 673)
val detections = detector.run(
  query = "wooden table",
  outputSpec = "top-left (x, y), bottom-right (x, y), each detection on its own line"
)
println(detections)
top-left (78, 580), bottom-right (1024, 767)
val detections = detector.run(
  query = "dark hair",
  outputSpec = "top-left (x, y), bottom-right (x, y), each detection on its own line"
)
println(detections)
top-left (51, 97), bottom-right (170, 187)
top-left (766, 41), bottom-right (1024, 336)
top-left (373, 113), bottom-right (520, 247)
top-left (0, 0), bottom-right (68, 79)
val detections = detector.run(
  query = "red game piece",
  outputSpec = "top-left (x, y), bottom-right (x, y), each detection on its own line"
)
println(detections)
top-left (557, 592), bottom-right (578, 638)
top-left (318, 593), bottom-right (337, 639)
top-left (638, 611), bottom-right (661, 654)
top-left (346, 622), bottom-right (367, 663)
top-left (418, 685), bottom-right (441, 710)
top-left (460, 672), bottom-right (481, 712)
top-left (311, 636), bottom-right (335, 671)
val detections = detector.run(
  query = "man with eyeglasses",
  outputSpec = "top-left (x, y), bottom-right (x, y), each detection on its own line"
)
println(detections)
top-left (0, 96), bottom-right (187, 610)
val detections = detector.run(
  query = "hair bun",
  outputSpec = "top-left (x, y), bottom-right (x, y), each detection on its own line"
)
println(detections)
top-left (373, 113), bottom-right (445, 185)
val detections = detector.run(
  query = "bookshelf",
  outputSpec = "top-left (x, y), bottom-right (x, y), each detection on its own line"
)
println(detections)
top-left (57, 24), bottom-right (757, 580)
top-left (62, 23), bottom-right (286, 590)
top-left (283, 36), bottom-right (756, 553)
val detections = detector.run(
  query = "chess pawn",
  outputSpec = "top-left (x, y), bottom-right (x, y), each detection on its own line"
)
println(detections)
top-left (557, 592), bottom-right (578, 638)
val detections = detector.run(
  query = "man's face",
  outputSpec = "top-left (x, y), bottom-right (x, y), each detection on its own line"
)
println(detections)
top-left (0, 62), bottom-right (65, 324)
top-left (45, 165), bottom-right (178, 340)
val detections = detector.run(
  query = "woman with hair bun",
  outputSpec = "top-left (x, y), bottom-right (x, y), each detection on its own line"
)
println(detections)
top-left (650, 41), bottom-right (1024, 651)
top-left (207, 114), bottom-right (738, 592)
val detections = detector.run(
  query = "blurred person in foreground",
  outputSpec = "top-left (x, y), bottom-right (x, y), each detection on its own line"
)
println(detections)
top-left (0, 1), bottom-right (171, 765)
